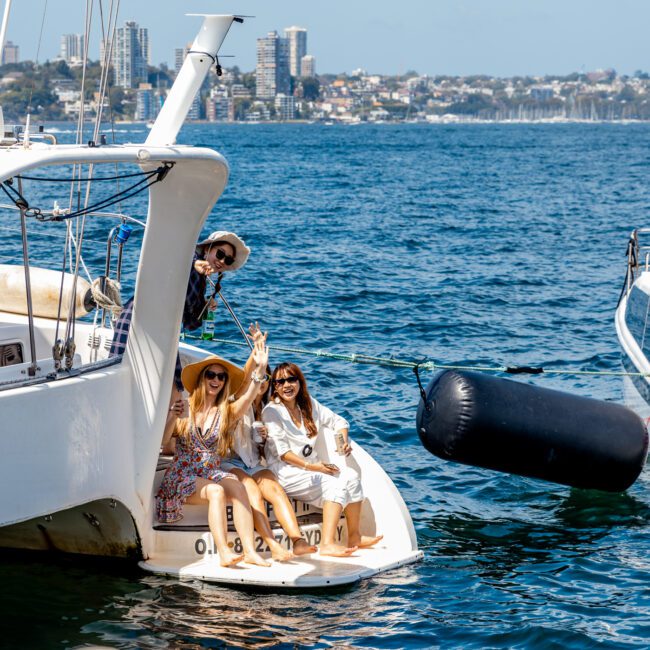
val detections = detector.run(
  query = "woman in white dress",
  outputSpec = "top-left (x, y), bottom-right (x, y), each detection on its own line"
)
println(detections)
top-left (263, 362), bottom-right (382, 557)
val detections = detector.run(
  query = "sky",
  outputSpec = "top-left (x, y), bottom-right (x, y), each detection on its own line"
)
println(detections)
top-left (4, 0), bottom-right (650, 78)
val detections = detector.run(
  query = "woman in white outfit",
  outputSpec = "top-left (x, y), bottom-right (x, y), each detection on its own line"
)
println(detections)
top-left (263, 362), bottom-right (382, 557)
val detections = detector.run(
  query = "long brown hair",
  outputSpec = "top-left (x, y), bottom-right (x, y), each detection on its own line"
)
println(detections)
top-left (271, 362), bottom-right (318, 438)
top-left (176, 366), bottom-right (236, 457)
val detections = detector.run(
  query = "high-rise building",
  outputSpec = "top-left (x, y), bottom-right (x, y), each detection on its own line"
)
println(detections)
top-left (2, 41), bottom-right (19, 65)
top-left (256, 31), bottom-right (290, 99)
top-left (301, 54), bottom-right (316, 78)
top-left (174, 44), bottom-right (192, 75)
top-left (283, 26), bottom-right (307, 78)
top-left (60, 34), bottom-right (84, 64)
top-left (113, 21), bottom-right (149, 88)
top-left (188, 93), bottom-right (202, 120)
top-left (274, 93), bottom-right (295, 121)
top-left (135, 83), bottom-right (155, 121)
top-left (99, 39), bottom-right (107, 65)
top-left (206, 88), bottom-right (233, 122)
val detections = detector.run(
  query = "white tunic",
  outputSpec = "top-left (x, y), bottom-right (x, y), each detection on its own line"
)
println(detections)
top-left (221, 405), bottom-right (267, 475)
top-left (262, 397), bottom-right (363, 508)
top-left (263, 396), bottom-right (349, 471)
top-left (232, 406), bottom-right (260, 468)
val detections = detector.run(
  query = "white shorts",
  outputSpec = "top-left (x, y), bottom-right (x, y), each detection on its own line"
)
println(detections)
top-left (276, 464), bottom-right (363, 508)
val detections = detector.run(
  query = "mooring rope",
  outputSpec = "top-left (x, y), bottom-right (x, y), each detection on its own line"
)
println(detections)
top-left (90, 276), bottom-right (123, 318)
top-left (181, 334), bottom-right (650, 379)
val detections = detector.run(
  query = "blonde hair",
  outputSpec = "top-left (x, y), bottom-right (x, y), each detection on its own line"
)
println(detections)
top-left (176, 367), bottom-right (237, 457)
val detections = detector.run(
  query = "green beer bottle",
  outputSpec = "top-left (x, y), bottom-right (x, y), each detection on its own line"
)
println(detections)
top-left (201, 306), bottom-right (216, 340)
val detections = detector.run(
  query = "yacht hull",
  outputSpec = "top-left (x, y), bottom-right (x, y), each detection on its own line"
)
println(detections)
top-left (616, 282), bottom-right (650, 423)
top-left (0, 498), bottom-right (140, 558)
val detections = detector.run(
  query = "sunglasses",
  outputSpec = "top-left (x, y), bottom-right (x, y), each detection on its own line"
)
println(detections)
top-left (205, 370), bottom-right (227, 381)
top-left (214, 248), bottom-right (235, 266)
top-left (273, 376), bottom-right (299, 386)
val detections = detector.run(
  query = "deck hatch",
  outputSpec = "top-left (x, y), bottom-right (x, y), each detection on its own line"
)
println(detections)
top-left (0, 342), bottom-right (23, 367)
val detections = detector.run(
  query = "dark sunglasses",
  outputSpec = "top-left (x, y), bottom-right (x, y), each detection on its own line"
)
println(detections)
top-left (205, 370), bottom-right (227, 381)
top-left (214, 248), bottom-right (235, 266)
top-left (273, 376), bottom-right (299, 386)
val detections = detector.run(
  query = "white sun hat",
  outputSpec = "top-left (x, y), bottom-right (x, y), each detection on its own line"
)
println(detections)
top-left (196, 230), bottom-right (250, 271)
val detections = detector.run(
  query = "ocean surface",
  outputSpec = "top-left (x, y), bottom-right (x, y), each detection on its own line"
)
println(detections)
top-left (2, 122), bottom-right (650, 649)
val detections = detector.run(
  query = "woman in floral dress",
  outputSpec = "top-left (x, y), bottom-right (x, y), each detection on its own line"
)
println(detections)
top-left (156, 336), bottom-right (270, 568)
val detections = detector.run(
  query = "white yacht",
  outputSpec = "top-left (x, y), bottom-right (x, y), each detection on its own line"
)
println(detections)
top-left (616, 229), bottom-right (650, 421)
top-left (0, 12), bottom-right (421, 588)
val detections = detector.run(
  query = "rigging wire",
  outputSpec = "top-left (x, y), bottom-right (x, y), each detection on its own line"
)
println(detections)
top-left (26, 0), bottom-right (48, 114)
top-left (95, 0), bottom-right (119, 143)
top-left (44, 164), bottom-right (172, 221)
top-left (0, 204), bottom-right (146, 228)
top-left (100, 0), bottom-right (124, 215)
top-left (18, 168), bottom-right (167, 182)
top-left (81, 0), bottom-right (120, 225)
top-left (182, 334), bottom-right (650, 379)
top-left (59, 0), bottom-right (94, 364)
top-left (75, 0), bottom-right (93, 149)
top-left (2, 163), bottom-right (173, 222)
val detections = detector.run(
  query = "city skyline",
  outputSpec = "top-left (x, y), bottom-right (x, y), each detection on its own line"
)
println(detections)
top-left (3, 1), bottom-right (650, 77)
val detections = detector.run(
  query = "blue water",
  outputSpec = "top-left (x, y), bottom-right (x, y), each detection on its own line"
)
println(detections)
top-left (3, 123), bottom-right (650, 649)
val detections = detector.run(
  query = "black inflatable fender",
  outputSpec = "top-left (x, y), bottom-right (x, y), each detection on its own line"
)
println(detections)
top-left (416, 370), bottom-right (649, 492)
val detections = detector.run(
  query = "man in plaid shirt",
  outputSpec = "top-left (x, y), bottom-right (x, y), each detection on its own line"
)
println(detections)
top-left (109, 231), bottom-right (250, 390)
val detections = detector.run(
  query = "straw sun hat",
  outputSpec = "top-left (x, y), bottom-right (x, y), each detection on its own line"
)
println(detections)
top-left (181, 356), bottom-right (245, 394)
top-left (196, 230), bottom-right (250, 271)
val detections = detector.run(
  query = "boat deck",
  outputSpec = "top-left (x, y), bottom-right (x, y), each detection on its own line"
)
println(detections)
top-left (140, 547), bottom-right (423, 589)
top-left (142, 457), bottom-right (423, 587)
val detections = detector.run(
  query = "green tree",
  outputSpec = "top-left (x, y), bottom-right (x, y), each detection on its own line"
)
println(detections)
top-left (301, 77), bottom-right (320, 101)
top-left (241, 72), bottom-right (256, 92)
top-left (617, 85), bottom-right (637, 102)
top-left (447, 93), bottom-right (494, 115)
top-left (233, 98), bottom-right (251, 121)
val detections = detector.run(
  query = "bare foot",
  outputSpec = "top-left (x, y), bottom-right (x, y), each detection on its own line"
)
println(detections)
top-left (219, 550), bottom-right (244, 567)
top-left (292, 537), bottom-right (317, 556)
top-left (270, 543), bottom-right (294, 562)
top-left (244, 551), bottom-right (272, 567)
top-left (348, 534), bottom-right (383, 549)
top-left (319, 543), bottom-right (358, 557)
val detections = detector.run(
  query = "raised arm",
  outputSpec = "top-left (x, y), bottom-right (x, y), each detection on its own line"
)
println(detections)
top-left (234, 323), bottom-right (267, 399)
top-left (230, 336), bottom-right (269, 421)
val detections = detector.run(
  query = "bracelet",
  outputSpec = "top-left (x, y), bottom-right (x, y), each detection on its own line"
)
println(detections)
top-left (304, 461), bottom-right (310, 470)
top-left (251, 372), bottom-right (264, 384)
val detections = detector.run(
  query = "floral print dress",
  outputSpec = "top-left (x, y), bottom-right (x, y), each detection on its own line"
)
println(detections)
top-left (156, 412), bottom-right (235, 523)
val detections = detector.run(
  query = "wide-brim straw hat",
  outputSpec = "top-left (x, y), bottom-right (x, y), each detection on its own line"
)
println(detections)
top-left (181, 355), bottom-right (245, 394)
top-left (196, 230), bottom-right (250, 271)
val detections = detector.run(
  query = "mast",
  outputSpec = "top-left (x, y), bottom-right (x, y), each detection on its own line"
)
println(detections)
top-left (146, 14), bottom-right (241, 146)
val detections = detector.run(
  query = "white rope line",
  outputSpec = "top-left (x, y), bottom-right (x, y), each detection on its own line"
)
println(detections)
top-left (90, 276), bottom-right (123, 317)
